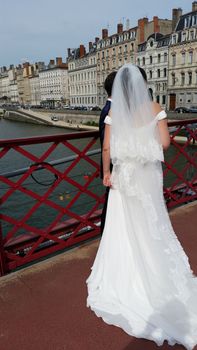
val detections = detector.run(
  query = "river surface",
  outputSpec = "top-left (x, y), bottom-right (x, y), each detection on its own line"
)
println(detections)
top-left (0, 119), bottom-right (102, 236)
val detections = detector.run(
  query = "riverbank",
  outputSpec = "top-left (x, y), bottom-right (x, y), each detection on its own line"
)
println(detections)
top-left (2, 107), bottom-right (197, 131)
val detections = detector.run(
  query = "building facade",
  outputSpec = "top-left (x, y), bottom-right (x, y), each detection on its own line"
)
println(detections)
top-left (168, 2), bottom-right (197, 110)
top-left (137, 33), bottom-right (170, 109)
top-left (39, 58), bottom-right (69, 107)
top-left (68, 44), bottom-right (97, 107)
top-left (96, 17), bottom-right (172, 107)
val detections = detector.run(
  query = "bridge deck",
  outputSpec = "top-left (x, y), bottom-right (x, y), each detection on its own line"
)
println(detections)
top-left (0, 202), bottom-right (197, 350)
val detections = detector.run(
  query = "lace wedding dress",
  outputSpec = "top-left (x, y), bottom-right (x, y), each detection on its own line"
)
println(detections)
top-left (86, 111), bottom-right (197, 350)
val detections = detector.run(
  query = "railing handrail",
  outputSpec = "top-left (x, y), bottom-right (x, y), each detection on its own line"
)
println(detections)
top-left (0, 118), bottom-right (196, 147)
top-left (0, 130), bottom-right (99, 146)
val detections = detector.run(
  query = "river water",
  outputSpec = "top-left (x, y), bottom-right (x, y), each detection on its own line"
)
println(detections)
top-left (0, 118), bottom-right (71, 139)
top-left (0, 119), bottom-right (102, 236)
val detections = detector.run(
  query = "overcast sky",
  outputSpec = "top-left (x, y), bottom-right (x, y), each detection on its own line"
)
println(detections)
top-left (0, 0), bottom-right (192, 67)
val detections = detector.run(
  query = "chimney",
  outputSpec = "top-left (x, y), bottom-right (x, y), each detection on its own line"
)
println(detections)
top-left (89, 41), bottom-right (93, 51)
top-left (49, 59), bottom-right (55, 65)
top-left (126, 19), bottom-right (130, 30)
top-left (153, 16), bottom-right (160, 33)
top-left (192, 1), bottom-right (197, 11)
top-left (138, 17), bottom-right (148, 44)
top-left (172, 8), bottom-right (182, 31)
top-left (67, 48), bottom-right (71, 57)
top-left (79, 44), bottom-right (86, 57)
top-left (56, 57), bottom-right (62, 65)
top-left (117, 23), bottom-right (123, 34)
top-left (102, 29), bottom-right (108, 39)
top-left (95, 37), bottom-right (100, 43)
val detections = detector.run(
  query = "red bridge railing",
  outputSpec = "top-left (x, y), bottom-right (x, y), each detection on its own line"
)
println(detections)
top-left (0, 119), bottom-right (196, 275)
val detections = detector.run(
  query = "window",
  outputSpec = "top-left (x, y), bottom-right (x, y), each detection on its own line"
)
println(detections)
top-left (149, 70), bottom-right (152, 79)
top-left (172, 54), bottom-right (176, 66)
top-left (188, 72), bottom-right (192, 85)
top-left (158, 54), bottom-right (161, 63)
top-left (189, 51), bottom-right (193, 64)
top-left (192, 14), bottom-right (197, 26)
top-left (172, 35), bottom-right (177, 44)
top-left (181, 72), bottom-right (185, 86)
top-left (182, 52), bottom-right (186, 64)
top-left (157, 69), bottom-right (160, 78)
top-left (162, 95), bottom-right (166, 105)
top-left (172, 73), bottom-right (176, 86)
top-left (143, 57), bottom-right (146, 65)
top-left (182, 32), bottom-right (187, 42)
top-left (150, 56), bottom-right (153, 64)
top-left (164, 53), bottom-right (167, 62)
top-left (137, 58), bottom-right (140, 66)
top-left (164, 68), bottom-right (167, 77)
top-left (156, 95), bottom-right (160, 103)
top-left (190, 31), bottom-right (194, 40)
top-left (184, 16), bottom-right (190, 28)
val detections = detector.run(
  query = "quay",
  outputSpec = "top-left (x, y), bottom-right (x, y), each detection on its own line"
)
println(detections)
top-left (0, 201), bottom-right (196, 350)
top-left (1, 107), bottom-right (197, 131)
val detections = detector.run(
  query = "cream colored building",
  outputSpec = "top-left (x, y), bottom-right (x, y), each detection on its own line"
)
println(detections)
top-left (68, 44), bottom-right (97, 107)
top-left (96, 24), bottom-right (137, 106)
top-left (29, 75), bottom-right (41, 106)
top-left (137, 33), bottom-right (170, 109)
top-left (96, 17), bottom-right (172, 107)
top-left (168, 2), bottom-right (197, 110)
top-left (0, 68), bottom-right (10, 102)
top-left (39, 58), bottom-right (69, 107)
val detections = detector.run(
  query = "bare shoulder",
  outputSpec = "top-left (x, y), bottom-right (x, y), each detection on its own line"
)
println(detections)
top-left (151, 102), bottom-right (162, 117)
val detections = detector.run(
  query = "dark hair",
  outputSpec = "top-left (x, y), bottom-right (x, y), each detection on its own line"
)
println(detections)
top-left (104, 71), bottom-right (117, 97)
top-left (137, 66), bottom-right (147, 82)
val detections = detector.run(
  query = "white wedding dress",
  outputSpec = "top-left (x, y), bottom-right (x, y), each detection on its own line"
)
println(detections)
top-left (86, 112), bottom-right (197, 350)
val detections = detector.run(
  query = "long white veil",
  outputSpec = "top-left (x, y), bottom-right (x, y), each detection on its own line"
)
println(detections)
top-left (110, 64), bottom-right (163, 166)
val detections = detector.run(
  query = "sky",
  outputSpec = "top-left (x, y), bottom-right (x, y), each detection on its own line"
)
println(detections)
top-left (0, 0), bottom-right (193, 67)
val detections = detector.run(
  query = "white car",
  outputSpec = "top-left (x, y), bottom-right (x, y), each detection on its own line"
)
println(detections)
top-left (51, 115), bottom-right (59, 121)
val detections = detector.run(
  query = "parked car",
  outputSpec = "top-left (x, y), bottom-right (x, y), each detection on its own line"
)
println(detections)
top-left (174, 106), bottom-right (197, 113)
top-left (51, 115), bottom-right (59, 121)
top-left (189, 107), bottom-right (197, 113)
top-left (90, 106), bottom-right (101, 111)
top-left (174, 107), bottom-right (190, 113)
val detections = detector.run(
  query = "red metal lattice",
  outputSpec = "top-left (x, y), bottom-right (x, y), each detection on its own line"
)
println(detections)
top-left (0, 120), bottom-right (197, 275)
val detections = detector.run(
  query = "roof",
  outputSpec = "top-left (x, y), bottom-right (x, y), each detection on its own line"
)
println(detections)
top-left (175, 10), bottom-right (197, 31)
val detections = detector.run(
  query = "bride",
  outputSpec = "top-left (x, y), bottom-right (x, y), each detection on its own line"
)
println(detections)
top-left (86, 64), bottom-right (197, 349)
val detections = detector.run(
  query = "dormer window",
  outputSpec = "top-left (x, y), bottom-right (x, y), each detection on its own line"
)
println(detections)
top-left (184, 16), bottom-right (190, 28)
top-left (182, 32), bottom-right (187, 42)
top-left (192, 14), bottom-right (197, 26)
top-left (150, 40), bottom-right (154, 47)
top-left (190, 30), bottom-right (195, 40)
top-left (172, 34), bottom-right (177, 44)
